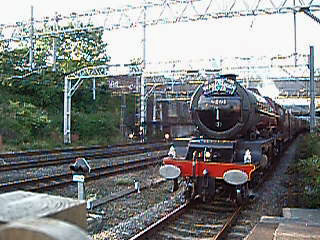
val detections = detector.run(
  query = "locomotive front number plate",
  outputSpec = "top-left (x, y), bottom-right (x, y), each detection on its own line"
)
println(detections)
top-left (211, 99), bottom-right (227, 105)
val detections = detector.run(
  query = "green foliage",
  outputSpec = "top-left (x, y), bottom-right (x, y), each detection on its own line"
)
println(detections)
top-left (0, 22), bottom-right (110, 86)
top-left (298, 134), bottom-right (320, 159)
top-left (0, 117), bottom-right (24, 143)
top-left (1, 74), bottom-right (64, 110)
top-left (298, 155), bottom-right (320, 184)
top-left (0, 87), bottom-right (128, 150)
top-left (0, 47), bottom-right (28, 77)
top-left (0, 100), bottom-right (50, 146)
top-left (45, 25), bottom-right (110, 74)
top-left (8, 101), bottom-right (51, 136)
top-left (72, 111), bottom-right (119, 138)
top-left (296, 155), bottom-right (320, 207)
top-left (295, 134), bottom-right (320, 207)
top-left (0, 21), bottom-right (139, 151)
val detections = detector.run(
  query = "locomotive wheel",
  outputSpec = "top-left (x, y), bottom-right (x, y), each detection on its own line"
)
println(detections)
top-left (171, 178), bottom-right (179, 192)
top-left (236, 188), bottom-right (242, 205)
top-left (183, 188), bottom-right (192, 201)
top-left (236, 183), bottom-right (249, 205)
top-left (200, 176), bottom-right (215, 203)
top-left (202, 192), bottom-right (207, 203)
top-left (183, 180), bottom-right (195, 201)
top-left (201, 189), bottom-right (215, 203)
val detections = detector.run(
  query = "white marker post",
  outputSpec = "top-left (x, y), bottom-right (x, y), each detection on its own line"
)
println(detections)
top-left (73, 174), bottom-right (85, 200)
top-left (134, 181), bottom-right (141, 193)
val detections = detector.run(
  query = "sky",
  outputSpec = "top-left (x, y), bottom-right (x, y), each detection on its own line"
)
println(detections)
top-left (1, 0), bottom-right (320, 67)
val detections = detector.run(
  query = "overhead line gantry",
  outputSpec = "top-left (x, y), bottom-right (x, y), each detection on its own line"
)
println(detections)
top-left (1, 0), bottom-right (320, 40)
top-left (1, 0), bottom-right (320, 142)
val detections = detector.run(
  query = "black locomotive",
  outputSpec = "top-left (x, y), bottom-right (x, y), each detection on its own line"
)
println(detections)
top-left (160, 74), bottom-right (308, 204)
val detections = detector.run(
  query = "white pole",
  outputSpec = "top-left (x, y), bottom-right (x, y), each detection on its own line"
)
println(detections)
top-left (29, 6), bottom-right (34, 70)
top-left (52, 12), bottom-right (58, 72)
top-left (140, 5), bottom-right (147, 141)
top-left (310, 46), bottom-right (316, 133)
top-left (92, 78), bottom-right (96, 100)
top-left (293, 0), bottom-right (298, 66)
top-left (64, 77), bottom-right (71, 144)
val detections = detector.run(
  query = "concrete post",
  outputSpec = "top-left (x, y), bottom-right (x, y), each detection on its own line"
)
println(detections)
top-left (310, 46), bottom-right (316, 133)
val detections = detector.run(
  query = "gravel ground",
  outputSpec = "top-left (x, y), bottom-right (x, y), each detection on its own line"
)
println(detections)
top-left (0, 137), bottom-right (302, 240)
top-left (91, 136), bottom-right (302, 240)
top-left (0, 148), bottom-right (177, 239)
top-left (86, 165), bottom-right (184, 236)
top-left (92, 192), bottom-right (184, 240)
top-left (0, 150), bottom-right (166, 185)
top-left (240, 136), bottom-right (301, 233)
top-left (41, 162), bottom-right (181, 238)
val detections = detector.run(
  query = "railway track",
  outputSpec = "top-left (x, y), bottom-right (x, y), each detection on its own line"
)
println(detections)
top-left (0, 154), bottom-right (167, 192)
top-left (130, 198), bottom-right (243, 240)
top-left (0, 141), bottom-right (162, 159)
top-left (127, 142), bottom-right (291, 240)
top-left (0, 141), bottom-right (169, 172)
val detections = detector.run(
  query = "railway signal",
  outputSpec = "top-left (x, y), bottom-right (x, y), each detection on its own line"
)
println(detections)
top-left (70, 158), bottom-right (91, 201)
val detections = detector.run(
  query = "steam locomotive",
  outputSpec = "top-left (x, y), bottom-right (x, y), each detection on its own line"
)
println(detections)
top-left (160, 74), bottom-right (308, 204)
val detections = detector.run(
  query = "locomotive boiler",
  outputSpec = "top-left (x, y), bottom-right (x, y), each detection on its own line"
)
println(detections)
top-left (160, 74), bottom-right (307, 204)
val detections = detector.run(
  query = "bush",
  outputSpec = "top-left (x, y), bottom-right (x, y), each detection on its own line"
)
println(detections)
top-left (0, 80), bottom-right (133, 150)
top-left (295, 134), bottom-right (320, 208)
top-left (298, 134), bottom-right (320, 159)
top-left (297, 155), bottom-right (320, 207)
top-left (0, 118), bottom-right (25, 144)
top-left (8, 101), bottom-right (51, 137)
top-left (0, 100), bottom-right (50, 145)
top-left (72, 111), bottom-right (120, 140)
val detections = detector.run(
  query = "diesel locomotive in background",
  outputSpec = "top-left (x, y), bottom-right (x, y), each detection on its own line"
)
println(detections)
top-left (160, 74), bottom-right (308, 204)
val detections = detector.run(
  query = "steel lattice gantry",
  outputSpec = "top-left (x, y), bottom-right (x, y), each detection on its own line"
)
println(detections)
top-left (1, 0), bottom-right (320, 143)
top-left (56, 53), bottom-right (320, 143)
top-left (1, 0), bottom-right (320, 40)
top-left (64, 66), bottom-right (110, 144)
top-left (63, 65), bottom-right (140, 144)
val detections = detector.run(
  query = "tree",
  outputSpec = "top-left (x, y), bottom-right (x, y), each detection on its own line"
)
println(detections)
top-left (0, 42), bottom-right (28, 77)
top-left (0, 22), bottom-right (111, 91)
top-left (35, 23), bottom-right (110, 74)
top-left (0, 22), bottom-right (111, 77)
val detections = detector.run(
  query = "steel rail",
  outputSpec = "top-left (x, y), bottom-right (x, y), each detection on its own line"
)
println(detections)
top-left (0, 155), bottom-right (167, 192)
top-left (126, 138), bottom-right (300, 239)
top-left (0, 143), bottom-right (169, 172)
top-left (90, 178), bottom-right (166, 209)
top-left (128, 198), bottom-right (242, 240)
top-left (129, 201), bottom-right (191, 240)
top-left (0, 140), bottom-right (166, 159)
top-left (213, 206), bottom-right (242, 240)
